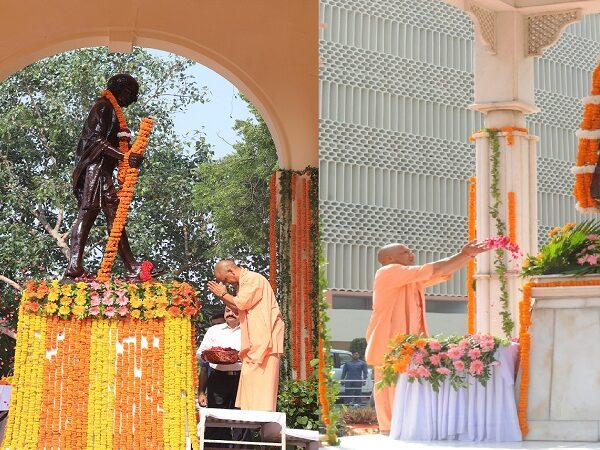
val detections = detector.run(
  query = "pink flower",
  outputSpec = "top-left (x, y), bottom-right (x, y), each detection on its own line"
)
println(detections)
top-left (439, 352), bottom-right (448, 360)
top-left (118, 306), bottom-right (129, 316)
top-left (428, 340), bottom-right (441, 352)
top-left (587, 234), bottom-right (599, 241)
top-left (116, 287), bottom-right (128, 297)
top-left (447, 346), bottom-right (464, 360)
top-left (435, 367), bottom-right (451, 375)
top-left (458, 339), bottom-right (470, 350)
top-left (89, 281), bottom-right (100, 290)
top-left (102, 292), bottom-right (114, 306)
top-left (453, 360), bottom-right (465, 371)
top-left (117, 295), bottom-right (129, 306)
top-left (468, 348), bottom-right (481, 359)
top-left (429, 354), bottom-right (441, 366)
top-left (89, 306), bottom-right (100, 316)
top-left (415, 365), bottom-right (431, 378)
top-left (407, 369), bottom-right (418, 378)
top-left (413, 352), bottom-right (425, 365)
top-left (90, 297), bottom-right (101, 307)
top-left (104, 307), bottom-right (115, 318)
top-left (469, 359), bottom-right (484, 375)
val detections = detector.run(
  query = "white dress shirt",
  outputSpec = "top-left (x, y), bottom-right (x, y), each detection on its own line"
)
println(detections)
top-left (197, 322), bottom-right (242, 372)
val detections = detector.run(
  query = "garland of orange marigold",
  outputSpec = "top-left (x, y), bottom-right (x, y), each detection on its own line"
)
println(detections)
top-left (269, 173), bottom-right (277, 292)
top-left (467, 176), bottom-right (476, 334)
top-left (518, 279), bottom-right (600, 436)
top-left (101, 90), bottom-right (131, 186)
top-left (572, 59), bottom-right (600, 213)
top-left (97, 118), bottom-right (154, 281)
top-left (469, 126), bottom-right (528, 146)
top-left (508, 191), bottom-right (517, 244)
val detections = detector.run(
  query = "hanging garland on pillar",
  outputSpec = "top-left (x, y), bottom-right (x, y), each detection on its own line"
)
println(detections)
top-left (487, 129), bottom-right (515, 339)
top-left (273, 167), bottom-right (319, 381)
top-left (466, 176), bottom-right (477, 334)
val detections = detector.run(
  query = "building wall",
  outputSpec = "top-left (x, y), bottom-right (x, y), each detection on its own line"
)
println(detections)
top-left (319, 0), bottom-right (600, 344)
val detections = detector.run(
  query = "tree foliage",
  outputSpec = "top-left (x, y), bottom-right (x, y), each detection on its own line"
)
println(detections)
top-left (193, 100), bottom-right (278, 278)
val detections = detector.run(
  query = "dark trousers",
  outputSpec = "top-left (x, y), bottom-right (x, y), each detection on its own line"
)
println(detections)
top-left (205, 370), bottom-right (244, 448)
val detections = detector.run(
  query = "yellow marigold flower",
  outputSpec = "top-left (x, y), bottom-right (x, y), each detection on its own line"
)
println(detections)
top-left (414, 339), bottom-right (427, 349)
top-left (58, 305), bottom-right (71, 316)
top-left (60, 284), bottom-right (73, 296)
top-left (145, 310), bottom-right (155, 319)
top-left (47, 291), bottom-right (59, 302)
top-left (562, 223), bottom-right (575, 232)
top-left (130, 309), bottom-right (141, 319)
top-left (547, 227), bottom-right (561, 237)
top-left (74, 296), bottom-right (87, 306)
top-left (44, 303), bottom-right (58, 314)
top-left (142, 298), bottom-right (156, 310)
top-left (60, 296), bottom-right (72, 306)
top-left (154, 307), bottom-right (167, 318)
top-left (130, 297), bottom-right (143, 309)
top-left (50, 279), bottom-right (60, 288)
top-left (76, 281), bottom-right (87, 290)
top-left (72, 305), bottom-right (86, 317)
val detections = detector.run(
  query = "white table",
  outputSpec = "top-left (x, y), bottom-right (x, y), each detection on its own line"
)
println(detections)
top-left (0, 385), bottom-right (10, 444)
top-left (390, 343), bottom-right (522, 442)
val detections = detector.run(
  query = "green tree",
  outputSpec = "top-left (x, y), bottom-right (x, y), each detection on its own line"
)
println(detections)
top-left (192, 100), bottom-right (278, 278)
top-left (0, 47), bottom-right (213, 374)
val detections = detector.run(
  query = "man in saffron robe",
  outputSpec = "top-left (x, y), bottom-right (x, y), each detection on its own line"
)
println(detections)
top-left (207, 260), bottom-right (284, 411)
top-left (365, 241), bottom-right (490, 434)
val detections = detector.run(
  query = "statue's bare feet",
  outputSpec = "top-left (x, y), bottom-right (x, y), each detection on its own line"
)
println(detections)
top-left (62, 266), bottom-right (89, 283)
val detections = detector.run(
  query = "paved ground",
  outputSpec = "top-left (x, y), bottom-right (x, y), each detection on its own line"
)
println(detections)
top-left (330, 434), bottom-right (600, 450)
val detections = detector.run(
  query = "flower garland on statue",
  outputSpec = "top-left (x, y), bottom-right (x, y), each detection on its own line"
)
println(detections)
top-left (97, 117), bottom-right (154, 281)
top-left (517, 278), bottom-right (600, 436)
top-left (466, 176), bottom-right (476, 334)
top-left (572, 57), bottom-right (600, 214)
top-left (20, 279), bottom-right (199, 320)
top-left (380, 334), bottom-right (507, 392)
top-left (101, 90), bottom-right (131, 186)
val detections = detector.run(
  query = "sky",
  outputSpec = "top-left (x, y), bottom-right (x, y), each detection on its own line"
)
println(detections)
top-left (150, 49), bottom-right (254, 159)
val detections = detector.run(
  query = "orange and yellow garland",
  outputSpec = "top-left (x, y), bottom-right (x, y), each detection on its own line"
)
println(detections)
top-left (517, 279), bottom-right (600, 436)
top-left (469, 126), bottom-right (528, 145)
top-left (572, 60), bottom-right (600, 213)
top-left (507, 191), bottom-right (517, 244)
top-left (467, 177), bottom-right (476, 334)
top-left (1, 280), bottom-right (200, 450)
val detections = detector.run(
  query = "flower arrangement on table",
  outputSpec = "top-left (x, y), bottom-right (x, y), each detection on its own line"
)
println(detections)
top-left (521, 220), bottom-right (600, 276)
top-left (380, 334), bottom-right (508, 392)
top-left (20, 278), bottom-right (199, 320)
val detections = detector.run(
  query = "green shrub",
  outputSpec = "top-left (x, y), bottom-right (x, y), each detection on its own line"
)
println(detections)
top-left (277, 378), bottom-right (319, 429)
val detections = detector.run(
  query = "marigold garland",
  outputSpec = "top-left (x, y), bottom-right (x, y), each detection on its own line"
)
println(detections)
top-left (269, 172), bottom-right (278, 292)
top-left (572, 60), bottom-right (600, 213)
top-left (467, 176), bottom-right (477, 334)
top-left (101, 90), bottom-right (131, 186)
top-left (517, 278), bottom-right (600, 436)
top-left (508, 192), bottom-right (517, 244)
top-left (97, 117), bottom-right (154, 281)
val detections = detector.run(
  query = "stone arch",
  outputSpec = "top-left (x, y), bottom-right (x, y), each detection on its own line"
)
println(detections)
top-left (0, 1), bottom-right (318, 169)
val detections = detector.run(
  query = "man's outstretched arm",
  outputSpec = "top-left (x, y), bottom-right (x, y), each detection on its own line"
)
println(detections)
top-left (430, 240), bottom-right (489, 278)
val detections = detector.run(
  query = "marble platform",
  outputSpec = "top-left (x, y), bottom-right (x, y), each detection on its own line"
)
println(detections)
top-left (525, 275), bottom-right (600, 441)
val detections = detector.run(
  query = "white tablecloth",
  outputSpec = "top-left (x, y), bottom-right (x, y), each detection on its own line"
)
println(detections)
top-left (0, 386), bottom-right (10, 412)
top-left (390, 343), bottom-right (522, 442)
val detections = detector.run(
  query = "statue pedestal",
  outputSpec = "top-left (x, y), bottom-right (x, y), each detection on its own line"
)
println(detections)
top-left (526, 275), bottom-right (600, 441)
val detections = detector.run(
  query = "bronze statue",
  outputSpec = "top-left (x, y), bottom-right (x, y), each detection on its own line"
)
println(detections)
top-left (64, 74), bottom-right (161, 281)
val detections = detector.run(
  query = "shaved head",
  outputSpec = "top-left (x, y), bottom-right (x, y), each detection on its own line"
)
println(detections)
top-left (377, 243), bottom-right (414, 266)
top-left (214, 260), bottom-right (241, 284)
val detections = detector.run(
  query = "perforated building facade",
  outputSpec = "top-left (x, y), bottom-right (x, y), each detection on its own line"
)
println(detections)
top-left (319, 0), bottom-right (600, 342)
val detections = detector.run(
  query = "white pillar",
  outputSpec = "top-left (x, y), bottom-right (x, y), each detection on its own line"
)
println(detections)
top-left (441, 0), bottom-right (585, 336)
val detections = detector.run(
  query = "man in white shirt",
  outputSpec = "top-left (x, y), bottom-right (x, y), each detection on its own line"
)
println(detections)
top-left (197, 306), bottom-right (242, 410)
